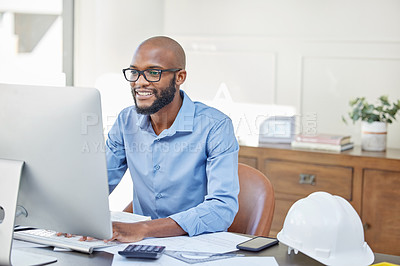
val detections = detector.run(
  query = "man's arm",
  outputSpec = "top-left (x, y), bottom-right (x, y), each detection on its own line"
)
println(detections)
top-left (106, 113), bottom-right (128, 193)
top-left (106, 218), bottom-right (186, 243)
top-left (169, 117), bottom-right (240, 236)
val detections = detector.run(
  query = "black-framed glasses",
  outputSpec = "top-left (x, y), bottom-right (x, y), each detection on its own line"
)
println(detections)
top-left (122, 68), bottom-right (181, 82)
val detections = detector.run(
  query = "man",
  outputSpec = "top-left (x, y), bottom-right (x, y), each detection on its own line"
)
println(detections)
top-left (106, 36), bottom-right (239, 243)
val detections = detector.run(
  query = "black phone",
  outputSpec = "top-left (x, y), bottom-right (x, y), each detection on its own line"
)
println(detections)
top-left (236, 236), bottom-right (279, 252)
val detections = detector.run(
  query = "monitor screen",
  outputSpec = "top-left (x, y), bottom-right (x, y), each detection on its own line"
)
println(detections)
top-left (0, 83), bottom-right (112, 240)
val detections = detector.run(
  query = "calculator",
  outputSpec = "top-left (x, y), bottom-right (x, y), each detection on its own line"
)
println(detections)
top-left (118, 244), bottom-right (166, 259)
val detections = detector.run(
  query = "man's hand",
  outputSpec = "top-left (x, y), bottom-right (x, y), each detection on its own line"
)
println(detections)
top-left (105, 221), bottom-right (148, 243)
top-left (79, 236), bottom-right (96, 241)
top-left (105, 217), bottom-right (186, 243)
top-left (56, 232), bottom-right (74, 238)
top-left (56, 232), bottom-right (95, 241)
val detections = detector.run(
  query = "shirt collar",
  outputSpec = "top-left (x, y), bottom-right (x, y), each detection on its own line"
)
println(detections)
top-left (173, 90), bottom-right (195, 133)
top-left (136, 90), bottom-right (195, 134)
top-left (137, 113), bottom-right (150, 130)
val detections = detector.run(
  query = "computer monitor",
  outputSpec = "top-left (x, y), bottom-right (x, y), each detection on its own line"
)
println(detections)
top-left (0, 83), bottom-right (112, 265)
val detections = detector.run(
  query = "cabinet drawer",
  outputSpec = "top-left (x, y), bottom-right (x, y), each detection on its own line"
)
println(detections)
top-left (363, 169), bottom-right (400, 255)
top-left (264, 159), bottom-right (353, 200)
top-left (270, 198), bottom-right (295, 237)
top-left (238, 156), bottom-right (258, 169)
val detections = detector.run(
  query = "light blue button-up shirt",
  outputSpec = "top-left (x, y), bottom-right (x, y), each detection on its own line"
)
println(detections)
top-left (106, 90), bottom-right (239, 236)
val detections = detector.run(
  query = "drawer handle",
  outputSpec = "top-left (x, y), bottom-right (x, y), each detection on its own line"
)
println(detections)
top-left (363, 223), bottom-right (370, 230)
top-left (299, 174), bottom-right (316, 185)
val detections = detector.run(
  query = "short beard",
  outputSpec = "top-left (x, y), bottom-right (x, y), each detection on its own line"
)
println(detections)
top-left (132, 76), bottom-right (177, 115)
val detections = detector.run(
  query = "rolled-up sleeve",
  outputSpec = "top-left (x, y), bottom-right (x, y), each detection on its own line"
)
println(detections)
top-left (169, 118), bottom-right (239, 236)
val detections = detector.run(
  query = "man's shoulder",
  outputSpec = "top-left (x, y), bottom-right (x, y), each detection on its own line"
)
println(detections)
top-left (119, 105), bottom-right (136, 113)
top-left (114, 105), bottom-right (141, 126)
top-left (117, 105), bottom-right (137, 118)
top-left (192, 101), bottom-right (231, 123)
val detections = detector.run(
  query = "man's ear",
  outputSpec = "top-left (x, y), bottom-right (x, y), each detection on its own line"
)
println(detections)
top-left (176, 70), bottom-right (187, 86)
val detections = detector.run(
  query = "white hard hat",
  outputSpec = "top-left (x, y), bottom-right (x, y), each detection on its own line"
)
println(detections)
top-left (277, 191), bottom-right (374, 266)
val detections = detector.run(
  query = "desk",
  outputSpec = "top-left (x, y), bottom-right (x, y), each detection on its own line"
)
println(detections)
top-left (239, 144), bottom-right (400, 255)
top-left (15, 240), bottom-right (400, 265)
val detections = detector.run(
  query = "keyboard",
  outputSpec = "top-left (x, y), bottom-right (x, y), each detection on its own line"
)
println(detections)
top-left (14, 229), bottom-right (117, 254)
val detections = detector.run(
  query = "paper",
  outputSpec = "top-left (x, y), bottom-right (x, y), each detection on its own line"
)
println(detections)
top-left (110, 211), bottom-right (151, 223)
top-left (164, 250), bottom-right (243, 264)
top-left (103, 232), bottom-right (250, 256)
top-left (138, 232), bottom-right (249, 253)
top-left (107, 232), bottom-right (280, 266)
top-left (112, 254), bottom-right (278, 266)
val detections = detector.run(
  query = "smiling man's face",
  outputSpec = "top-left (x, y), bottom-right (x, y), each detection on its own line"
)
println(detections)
top-left (129, 43), bottom-right (181, 115)
top-left (131, 74), bottom-right (177, 115)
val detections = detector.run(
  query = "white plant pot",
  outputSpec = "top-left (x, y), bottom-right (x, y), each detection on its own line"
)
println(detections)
top-left (361, 121), bottom-right (387, 151)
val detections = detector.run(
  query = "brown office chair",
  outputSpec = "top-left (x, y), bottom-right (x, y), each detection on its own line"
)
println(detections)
top-left (228, 163), bottom-right (275, 236)
top-left (123, 163), bottom-right (275, 236)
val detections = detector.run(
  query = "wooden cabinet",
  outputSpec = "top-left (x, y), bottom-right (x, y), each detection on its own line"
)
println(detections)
top-left (239, 144), bottom-right (400, 255)
top-left (363, 169), bottom-right (400, 255)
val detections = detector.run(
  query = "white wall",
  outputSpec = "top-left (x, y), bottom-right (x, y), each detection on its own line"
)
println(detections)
top-left (74, 0), bottom-right (164, 87)
top-left (163, 0), bottom-right (400, 148)
top-left (74, 0), bottom-right (165, 210)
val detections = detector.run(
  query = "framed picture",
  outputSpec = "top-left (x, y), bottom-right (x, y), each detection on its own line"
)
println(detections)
top-left (258, 116), bottom-right (296, 144)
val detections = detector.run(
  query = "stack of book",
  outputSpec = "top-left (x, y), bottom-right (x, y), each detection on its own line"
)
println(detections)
top-left (291, 133), bottom-right (354, 152)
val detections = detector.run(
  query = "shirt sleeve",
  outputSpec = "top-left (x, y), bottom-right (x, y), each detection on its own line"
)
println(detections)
top-left (169, 117), bottom-right (240, 236)
top-left (106, 114), bottom-right (128, 194)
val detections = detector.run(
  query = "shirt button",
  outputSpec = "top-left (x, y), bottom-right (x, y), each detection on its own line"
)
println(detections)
top-left (156, 193), bottom-right (163, 199)
top-left (154, 165), bottom-right (160, 171)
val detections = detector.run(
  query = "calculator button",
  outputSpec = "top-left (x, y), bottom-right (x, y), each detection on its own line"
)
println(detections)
top-left (118, 244), bottom-right (166, 260)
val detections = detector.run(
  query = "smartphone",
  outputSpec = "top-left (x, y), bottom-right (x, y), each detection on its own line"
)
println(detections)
top-left (236, 236), bottom-right (279, 252)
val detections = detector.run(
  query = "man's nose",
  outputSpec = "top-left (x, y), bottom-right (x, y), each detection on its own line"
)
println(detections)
top-left (131, 73), bottom-right (150, 87)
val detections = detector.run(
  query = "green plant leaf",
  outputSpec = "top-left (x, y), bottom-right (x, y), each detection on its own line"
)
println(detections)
top-left (352, 113), bottom-right (360, 122)
top-left (350, 97), bottom-right (361, 106)
top-left (344, 95), bottom-right (399, 124)
top-left (365, 105), bottom-right (375, 114)
top-left (379, 95), bottom-right (390, 106)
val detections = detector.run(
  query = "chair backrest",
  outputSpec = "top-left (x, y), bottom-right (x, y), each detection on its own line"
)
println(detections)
top-left (228, 163), bottom-right (275, 236)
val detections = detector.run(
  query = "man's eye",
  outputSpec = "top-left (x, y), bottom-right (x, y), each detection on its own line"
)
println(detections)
top-left (147, 70), bottom-right (160, 76)
top-left (130, 70), bottom-right (138, 74)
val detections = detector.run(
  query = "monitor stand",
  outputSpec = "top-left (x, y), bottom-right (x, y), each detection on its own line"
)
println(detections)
top-left (0, 159), bottom-right (57, 266)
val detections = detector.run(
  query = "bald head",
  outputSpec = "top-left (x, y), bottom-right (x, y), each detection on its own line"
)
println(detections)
top-left (135, 36), bottom-right (186, 69)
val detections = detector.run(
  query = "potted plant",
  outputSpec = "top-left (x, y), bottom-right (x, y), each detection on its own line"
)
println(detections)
top-left (343, 96), bottom-right (400, 151)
